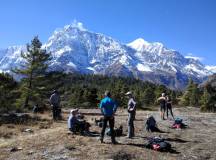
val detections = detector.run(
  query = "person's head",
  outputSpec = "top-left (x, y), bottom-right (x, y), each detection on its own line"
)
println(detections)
top-left (125, 91), bottom-right (133, 98)
top-left (53, 90), bottom-right (58, 94)
top-left (161, 93), bottom-right (165, 97)
top-left (70, 108), bottom-right (79, 116)
top-left (104, 90), bottom-right (111, 97)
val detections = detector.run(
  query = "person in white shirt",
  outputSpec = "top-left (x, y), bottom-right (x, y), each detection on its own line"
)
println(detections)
top-left (125, 91), bottom-right (136, 138)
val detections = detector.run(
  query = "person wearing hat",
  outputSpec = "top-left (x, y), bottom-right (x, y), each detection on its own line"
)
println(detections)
top-left (99, 91), bottom-right (118, 144)
top-left (126, 91), bottom-right (136, 138)
top-left (68, 109), bottom-right (87, 134)
top-left (50, 90), bottom-right (61, 120)
top-left (157, 93), bottom-right (166, 120)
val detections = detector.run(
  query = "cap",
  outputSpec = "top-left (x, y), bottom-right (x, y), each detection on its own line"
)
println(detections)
top-left (70, 108), bottom-right (79, 114)
top-left (125, 91), bottom-right (132, 96)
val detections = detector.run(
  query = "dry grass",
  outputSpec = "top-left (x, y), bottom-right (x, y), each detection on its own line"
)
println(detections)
top-left (0, 107), bottom-right (216, 160)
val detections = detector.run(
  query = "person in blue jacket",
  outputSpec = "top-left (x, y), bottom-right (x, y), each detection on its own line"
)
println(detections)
top-left (99, 91), bottom-right (118, 144)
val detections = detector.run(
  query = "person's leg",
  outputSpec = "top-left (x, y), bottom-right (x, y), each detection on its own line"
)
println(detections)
top-left (109, 117), bottom-right (116, 144)
top-left (162, 106), bottom-right (166, 120)
top-left (57, 108), bottom-right (62, 120)
top-left (53, 107), bottom-right (57, 120)
top-left (128, 114), bottom-right (132, 138)
top-left (160, 105), bottom-right (163, 120)
top-left (166, 105), bottom-right (169, 119)
top-left (100, 117), bottom-right (108, 143)
top-left (131, 120), bottom-right (135, 137)
top-left (170, 106), bottom-right (174, 119)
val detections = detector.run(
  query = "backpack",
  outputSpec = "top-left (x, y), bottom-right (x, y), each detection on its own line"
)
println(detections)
top-left (95, 117), bottom-right (104, 128)
top-left (172, 118), bottom-right (187, 129)
top-left (106, 126), bottom-right (123, 137)
top-left (145, 137), bottom-right (171, 152)
top-left (146, 116), bottom-right (157, 132)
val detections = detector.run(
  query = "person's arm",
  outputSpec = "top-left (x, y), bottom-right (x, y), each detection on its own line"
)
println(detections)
top-left (99, 101), bottom-right (104, 115)
top-left (157, 97), bottom-right (161, 102)
top-left (113, 100), bottom-right (118, 114)
top-left (50, 95), bottom-right (54, 105)
top-left (131, 99), bottom-right (136, 110)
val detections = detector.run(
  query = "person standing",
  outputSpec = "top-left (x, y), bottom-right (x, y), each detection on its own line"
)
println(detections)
top-left (157, 93), bottom-right (166, 120)
top-left (125, 91), bottom-right (136, 138)
top-left (166, 95), bottom-right (175, 120)
top-left (99, 91), bottom-right (118, 144)
top-left (50, 90), bottom-right (61, 120)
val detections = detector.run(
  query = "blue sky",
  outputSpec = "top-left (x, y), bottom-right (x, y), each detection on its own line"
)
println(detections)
top-left (0, 0), bottom-right (216, 65)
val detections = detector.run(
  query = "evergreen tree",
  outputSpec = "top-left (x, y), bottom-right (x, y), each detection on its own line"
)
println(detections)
top-left (200, 87), bottom-right (211, 111)
top-left (190, 83), bottom-right (200, 106)
top-left (142, 87), bottom-right (155, 106)
top-left (0, 73), bottom-right (18, 112)
top-left (13, 36), bottom-right (51, 108)
top-left (180, 79), bottom-right (200, 106)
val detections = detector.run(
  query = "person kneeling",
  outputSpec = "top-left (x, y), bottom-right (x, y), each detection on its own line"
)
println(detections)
top-left (68, 109), bottom-right (90, 135)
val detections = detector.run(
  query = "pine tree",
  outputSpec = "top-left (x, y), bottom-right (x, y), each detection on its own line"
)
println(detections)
top-left (13, 36), bottom-right (51, 108)
top-left (190, 83), bottom-right (200, 106)
top-left (142, 87), bottom-right (155, 106)
top-left (180, 79), bottom-right (200, 106)
top-left (0, 73), bottom-right (18, 112)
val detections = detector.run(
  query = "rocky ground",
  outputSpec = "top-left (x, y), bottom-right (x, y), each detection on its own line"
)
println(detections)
top-left (0, 107), bottom-right (216, 160)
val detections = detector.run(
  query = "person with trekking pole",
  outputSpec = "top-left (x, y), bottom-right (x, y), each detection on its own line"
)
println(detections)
top-left (99, 91), bottom-right (118, 144)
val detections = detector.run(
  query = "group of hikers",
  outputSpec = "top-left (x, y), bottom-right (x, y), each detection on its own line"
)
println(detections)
top-left (48, 89), bottom-right (175, 145)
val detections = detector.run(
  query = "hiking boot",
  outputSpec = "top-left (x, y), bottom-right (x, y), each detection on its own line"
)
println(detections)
top-left (112, 140), bottom-right (119, 144)
top-left (99, 137), bottom-right (104, 143)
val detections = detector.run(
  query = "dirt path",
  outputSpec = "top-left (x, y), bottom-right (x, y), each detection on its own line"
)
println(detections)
top-left (0, 107), bottom-right (216, 160)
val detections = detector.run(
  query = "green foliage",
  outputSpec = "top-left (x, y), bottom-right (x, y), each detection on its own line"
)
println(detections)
top-left (43, 72), bottom-right (177, 109)
top-left (180, 79), bottom-right (200, 106)
top-left (200, 84), bottom-right (216, 112)
top-left (0, 73), bottom-right (18, 113)
top-left (13, 36), bottom-right (51, 108)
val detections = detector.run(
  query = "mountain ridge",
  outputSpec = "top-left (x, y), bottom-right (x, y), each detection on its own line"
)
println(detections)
top-left (0, 22), bottom-right (215, 90)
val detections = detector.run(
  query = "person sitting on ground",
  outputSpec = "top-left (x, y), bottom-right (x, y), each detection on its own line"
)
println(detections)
top-left (166, 95), bottom-right (174, 120)
top-left (68, 109), bottom-right (90, 134)
top-left (157, 93), bottom-right (167, 120)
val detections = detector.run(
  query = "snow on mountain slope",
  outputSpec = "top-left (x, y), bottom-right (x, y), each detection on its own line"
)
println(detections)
top-left (0, 46), bottom-right (26, 73)
top-left (43, 22), bottom-right (138, 74)
top-left (128, 38), bottom-right (211, 78)
top-left (0, 22), bottom-right (214, 89)
top-left (205, 65), bottom-right (216, 73)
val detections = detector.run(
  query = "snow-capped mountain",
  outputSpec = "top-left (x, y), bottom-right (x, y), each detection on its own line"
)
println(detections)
top-left (0, 22), bottom-right (214, 89)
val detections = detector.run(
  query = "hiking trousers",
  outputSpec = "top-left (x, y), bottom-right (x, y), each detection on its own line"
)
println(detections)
top-left (166, 104), bottom-right (174, 119)
top-left (52, 107), bottom-right (58, 120)
top-left (52, 105), bottom-right (61, 120)
top-left (128, 112), bottom-right (135, 138)
top-left (101, 116), bottom-right (115, 143)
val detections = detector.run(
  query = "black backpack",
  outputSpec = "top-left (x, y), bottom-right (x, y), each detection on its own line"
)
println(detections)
top-left (106, 125), bottom-right (123, 137)
top-left (146, 116), bottom-right (158, 132)
top-left (145, 137), bottom-right (171, 152)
